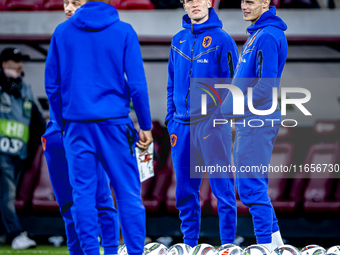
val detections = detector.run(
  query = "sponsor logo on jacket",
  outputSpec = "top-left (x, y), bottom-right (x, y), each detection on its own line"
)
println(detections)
top-left (197, 59), bottom-right (209, 63)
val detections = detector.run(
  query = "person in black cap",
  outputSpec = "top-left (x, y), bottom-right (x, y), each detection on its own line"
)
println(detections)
top-left (0, 48), bottom-right (30, 98)
top-left (0, 47), bottom-right (37, 249)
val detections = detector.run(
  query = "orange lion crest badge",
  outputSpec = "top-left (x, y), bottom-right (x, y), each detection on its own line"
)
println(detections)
top-left (170, 134), bottom-right (177, 147)
top-left (202, 36), bottom-right (212, 48)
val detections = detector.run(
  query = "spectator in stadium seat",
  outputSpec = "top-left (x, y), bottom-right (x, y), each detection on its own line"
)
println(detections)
top-left (41, 0), bottom-right (121, 254)
top-left (221, 0), bottom-right (287, 251)
top-left (0, 48), bottom-right (37, 250)
top-left (45, 0), bottom-right (153, 255)
top-left (165, 0), bottom-right (238, 247)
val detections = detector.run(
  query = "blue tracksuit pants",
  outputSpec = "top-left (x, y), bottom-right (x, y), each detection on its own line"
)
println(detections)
top-left (63, 119), bottom-right (145, 255)
top-left (167, 119), bottom-right (236, 247)
top-left (233, 125), bottom-right (280, 244)
top-left (42, 125), bottom-right (120, 255)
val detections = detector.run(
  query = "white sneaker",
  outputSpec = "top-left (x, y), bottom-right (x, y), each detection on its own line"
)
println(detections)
top-left (11, 232), bottom-right (36, 249)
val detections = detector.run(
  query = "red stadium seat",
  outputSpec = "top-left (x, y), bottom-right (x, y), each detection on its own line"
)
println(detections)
top-left (212, 0), bottom-right (222, 9)
top-left (303, 143), bottom-right (340, 213)
top-left (328, 181), bottom-right (340, 210)
top-left (0, 0), bottom-right (7, 10)
top-left (271, 0), bottom-right (281, 7)
top-left (301, 120), bottom-right (340, 213)
top-left (31, 151), bottom-right (59, 213)
top-left (5, 0), bottom-right (44, 10)
top-left (269, 142), bottom-right (295, 211)
top-left (120, 0), bottom-right (154, 10)
top-left (141, 177), bottom-right (154, 206)
top-left (141, 121), bottom-right (171, 213)
top-left (268, 126), bottom-right (309, 213)
top-left (110, 0), bottom-right (123, 9)
top-left (15, 145), bottom-right (43, 212)
top-left (44, 0), bottom-right (63, 10)
top-left (165, 159), bottom-right (177, 214)
top-left (143, 152), bottom-right (172, 213)
top-left (313, 119), bottom-right (339, 141)
top-left (276, 126), bottom-right (293, 140)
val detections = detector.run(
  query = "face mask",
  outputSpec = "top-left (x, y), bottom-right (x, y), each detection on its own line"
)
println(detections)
top-left (0, 68), bottom-right (23, 99)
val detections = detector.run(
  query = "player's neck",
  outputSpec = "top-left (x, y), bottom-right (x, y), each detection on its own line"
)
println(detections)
top-left (86, 0), bottom-right (109, 3)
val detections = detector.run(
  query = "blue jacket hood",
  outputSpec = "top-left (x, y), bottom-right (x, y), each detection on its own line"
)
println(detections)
top-left (247, 7), bottom-right (287, 34)
top-left (182, 7), bottom-right (222, 34)
top-left (70, 2), bottom-right (119, 31)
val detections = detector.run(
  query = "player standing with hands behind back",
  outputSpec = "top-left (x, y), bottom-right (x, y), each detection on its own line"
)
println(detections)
top-left (221, 0), bottom-right (288, 251)
top-left (45, 0), bottom-right (153, 254)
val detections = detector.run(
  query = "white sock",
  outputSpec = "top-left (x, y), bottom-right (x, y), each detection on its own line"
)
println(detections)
top-left (271, 230), bottom-right (284, 251)
top-left (259, 243), bottom-right (272, 252)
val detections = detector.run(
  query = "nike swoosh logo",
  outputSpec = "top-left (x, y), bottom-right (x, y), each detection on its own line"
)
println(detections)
top-left (203, 134), bottom-right (211, 140)
top-left (180, 40), bottom-right (186, 43)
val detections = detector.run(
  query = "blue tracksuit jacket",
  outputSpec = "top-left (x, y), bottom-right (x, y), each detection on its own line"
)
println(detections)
top-left (45, 2), bottom-right (151, 130)
top-left (221, 6), bottom-right (288, 129)
top-left (165, 8), bottom-right (238, 125)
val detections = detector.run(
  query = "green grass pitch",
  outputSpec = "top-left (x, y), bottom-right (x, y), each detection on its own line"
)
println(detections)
top-left (0, 245), bottom-right (105, 254)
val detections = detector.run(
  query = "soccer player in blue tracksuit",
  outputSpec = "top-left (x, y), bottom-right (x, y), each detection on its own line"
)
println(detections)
top-left (165, 0), bottom-right (238, 247)
top-left (42, 1), bottom-right (120, 254)
top-left (221, 0), bottom-right (288, 251)
top-left (44, 1), bottom-right (153, 255)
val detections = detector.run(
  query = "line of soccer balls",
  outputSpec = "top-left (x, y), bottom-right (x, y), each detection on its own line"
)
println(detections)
top-left (118, 242), bottom-right (340, 255)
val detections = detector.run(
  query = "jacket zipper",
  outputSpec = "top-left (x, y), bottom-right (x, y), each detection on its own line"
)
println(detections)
top-left (258, 50), bottom-right (263, 78)
top-left (184, 25), bottom-right (197, 120)
top-left (227, 51), bottom-right (234, 78)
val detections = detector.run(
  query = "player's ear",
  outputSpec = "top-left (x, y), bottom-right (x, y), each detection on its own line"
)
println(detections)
top-left (207, 0), bottom-right (212, 8)
top-left (263, 0), bottom-right (270, 9)
top-left (183, 0), bottom-right (187, 12)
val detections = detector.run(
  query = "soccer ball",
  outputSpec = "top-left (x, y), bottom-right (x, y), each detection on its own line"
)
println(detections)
top-left (300, 245), bottom-right (326, 255)
top-left (189, 244), bottom-right (216, 255)
top-left (216, 244), bottom-right (243, 255)
top-left (168, 243), bottom-right (192, 255)
top-left (272, 245), bottom-right (300, 255)
top-left (242, 244), bottom-right (271, 255)
top-left (143, 242), bottom-right (168, 255)
top-left (326, 246), bottom-right (340, 255)
top-left (118, 244), bottom-right (128, 255)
